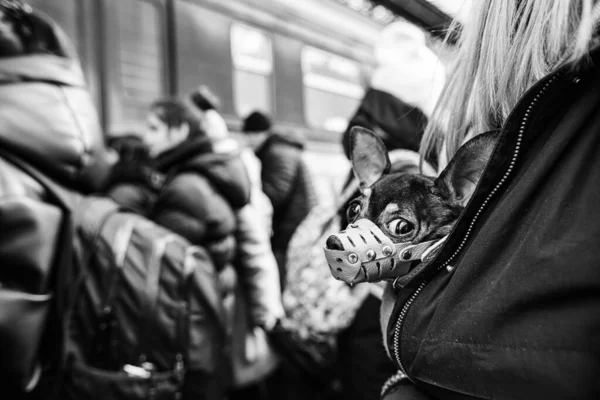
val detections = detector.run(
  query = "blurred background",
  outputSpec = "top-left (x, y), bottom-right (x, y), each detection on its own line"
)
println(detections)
top-left (28, 0), bottom-right (470, 204)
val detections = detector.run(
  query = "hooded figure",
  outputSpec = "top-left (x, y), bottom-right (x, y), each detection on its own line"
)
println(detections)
top-left (0, 4), bottom-right (114, 192)
top-left (341, 20), bottom-right (446, 163)
top-left (0, 2), bottom-right (113, 393)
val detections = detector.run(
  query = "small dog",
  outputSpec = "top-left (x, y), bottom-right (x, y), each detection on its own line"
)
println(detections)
top-left (324, 127), bottom-right (498, 285)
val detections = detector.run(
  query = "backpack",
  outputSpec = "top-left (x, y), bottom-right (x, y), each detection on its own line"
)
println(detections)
top-left (283, 178), bottom-right (369, 340)
top-left (0, 151), bottom-right (78, 396)
top-left (272, 179), bottom-right (370, 384)
top-left (61, 196), bottom-right (227, 400)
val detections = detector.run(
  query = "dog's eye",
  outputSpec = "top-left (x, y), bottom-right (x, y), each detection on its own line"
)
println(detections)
top-left (387, 219), bottom-right (414, 236)
top-left (346, 202), bottom-right (361, 222)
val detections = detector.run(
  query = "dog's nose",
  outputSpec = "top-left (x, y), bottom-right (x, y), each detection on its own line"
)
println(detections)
top-left (325, 235), bottom-right (345, 251)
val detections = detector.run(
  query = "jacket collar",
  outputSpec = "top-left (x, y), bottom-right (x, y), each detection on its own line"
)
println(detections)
top-left (155, 137), bottom-right (214, 172)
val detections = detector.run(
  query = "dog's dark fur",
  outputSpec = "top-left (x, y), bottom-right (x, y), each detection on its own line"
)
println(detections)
top-left (329, 127), bottom-right (499, 254)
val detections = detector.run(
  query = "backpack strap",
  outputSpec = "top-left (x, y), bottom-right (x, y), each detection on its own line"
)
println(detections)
top-left (0, 148), bottom-right (78, 396)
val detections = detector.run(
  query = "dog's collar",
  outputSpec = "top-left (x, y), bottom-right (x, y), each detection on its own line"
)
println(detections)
top-left (324, 219), bottom-right (447, 285)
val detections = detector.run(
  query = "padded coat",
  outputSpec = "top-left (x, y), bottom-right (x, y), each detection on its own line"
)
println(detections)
top-left (381, 43), bottom-right (600, 400)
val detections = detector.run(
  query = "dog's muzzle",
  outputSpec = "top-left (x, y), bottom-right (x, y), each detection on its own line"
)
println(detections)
top-left (324, 219), bottom-right (446, 285)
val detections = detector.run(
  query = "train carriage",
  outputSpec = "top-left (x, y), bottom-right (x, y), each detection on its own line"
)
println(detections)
top-left (26, 0), bottom-right (453, 201)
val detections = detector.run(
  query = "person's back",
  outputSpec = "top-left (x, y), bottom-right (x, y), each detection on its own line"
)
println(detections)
top-left (0, 2), bottom-right (114, 395)
top-left (187, 88), bottom-right (286, 392)
top-left (242, 111), bottom-right (318, 287)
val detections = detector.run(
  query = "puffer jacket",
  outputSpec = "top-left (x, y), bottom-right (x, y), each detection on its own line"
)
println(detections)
top-left (380, 43), bottom-right (600, 400)
top-left (152, 137), bottom-right (251, 267)
top-left (255, 133), bottom-right (318, 286)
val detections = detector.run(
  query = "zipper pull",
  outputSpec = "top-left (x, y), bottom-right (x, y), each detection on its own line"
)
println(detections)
top-left (174, 353), bottom-right (185, 381)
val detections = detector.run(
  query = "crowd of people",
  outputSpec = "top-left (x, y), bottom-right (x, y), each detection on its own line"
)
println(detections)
top-left (1, 0), bottom-right (600, 399)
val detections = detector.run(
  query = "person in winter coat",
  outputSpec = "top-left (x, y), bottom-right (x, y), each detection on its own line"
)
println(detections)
top-left (110, 96), bottom-right (249, 273)
top-left (0, 2), bottom-right (114, 395)
top-left (108, 97), bottom-right (285, 388)
top-left (189, 85), bottom-right (275, 232)
top-left (241, 110), bottom-right (318, 289)
top-left (381, 1), bottom-right (600, 399)
top-left (187, 88), bottom-right (283, 327)
top-left (340, 20), bottom-right (445, 163)
top-left (187, 87), bottom-right (285, 395)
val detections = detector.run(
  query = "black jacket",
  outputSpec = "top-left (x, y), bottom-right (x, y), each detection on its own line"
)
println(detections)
top-left (256, 133), bottom-right (317, 282)
top-left (381, 46), bottom-right (600, 399)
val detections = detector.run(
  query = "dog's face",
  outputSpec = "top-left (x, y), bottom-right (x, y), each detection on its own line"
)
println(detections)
top-left (346, 172), bottom-right (463, 245)
top-left (325, 127), bottom-right (498, 284)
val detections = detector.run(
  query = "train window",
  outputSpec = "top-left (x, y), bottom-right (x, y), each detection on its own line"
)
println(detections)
top-left (231, 23), bottom-right (273, 117)
top-left (301, 46), bottom-right (364, 132)
top-left (116, 0), bottom-right (165, 129)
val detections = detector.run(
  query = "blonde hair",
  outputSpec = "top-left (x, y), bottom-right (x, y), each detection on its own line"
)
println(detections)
top-left (422, 0), bottom-right (599, 167)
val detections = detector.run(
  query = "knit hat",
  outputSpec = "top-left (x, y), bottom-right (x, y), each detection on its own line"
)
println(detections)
top-left (190, 85), bottom-right (220, 111)
top-left (242, 111), bottom-right (272, 133)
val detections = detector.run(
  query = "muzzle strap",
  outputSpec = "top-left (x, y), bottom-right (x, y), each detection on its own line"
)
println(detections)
top-left (393, 234), bottom-right (447, 263)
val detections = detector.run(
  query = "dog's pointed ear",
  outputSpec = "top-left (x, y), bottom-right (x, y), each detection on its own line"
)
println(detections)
top-left (435, 130), bottom-right (499, 207)
top-left (350, 126), bottom-right (391, 191)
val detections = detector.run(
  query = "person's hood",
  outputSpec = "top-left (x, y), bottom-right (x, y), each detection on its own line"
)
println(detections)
top-left (0, 52), bottom-right (85, 85)
top-left (157, 137), bottom-right (251, 209)
top-left (0, 53), bottom-right (114, 192)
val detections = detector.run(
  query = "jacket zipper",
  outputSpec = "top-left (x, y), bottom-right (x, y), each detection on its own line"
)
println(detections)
top-left (174, 248), bottom-right (196, 388)
top-left (392, 73), bottom-right (563, 375)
